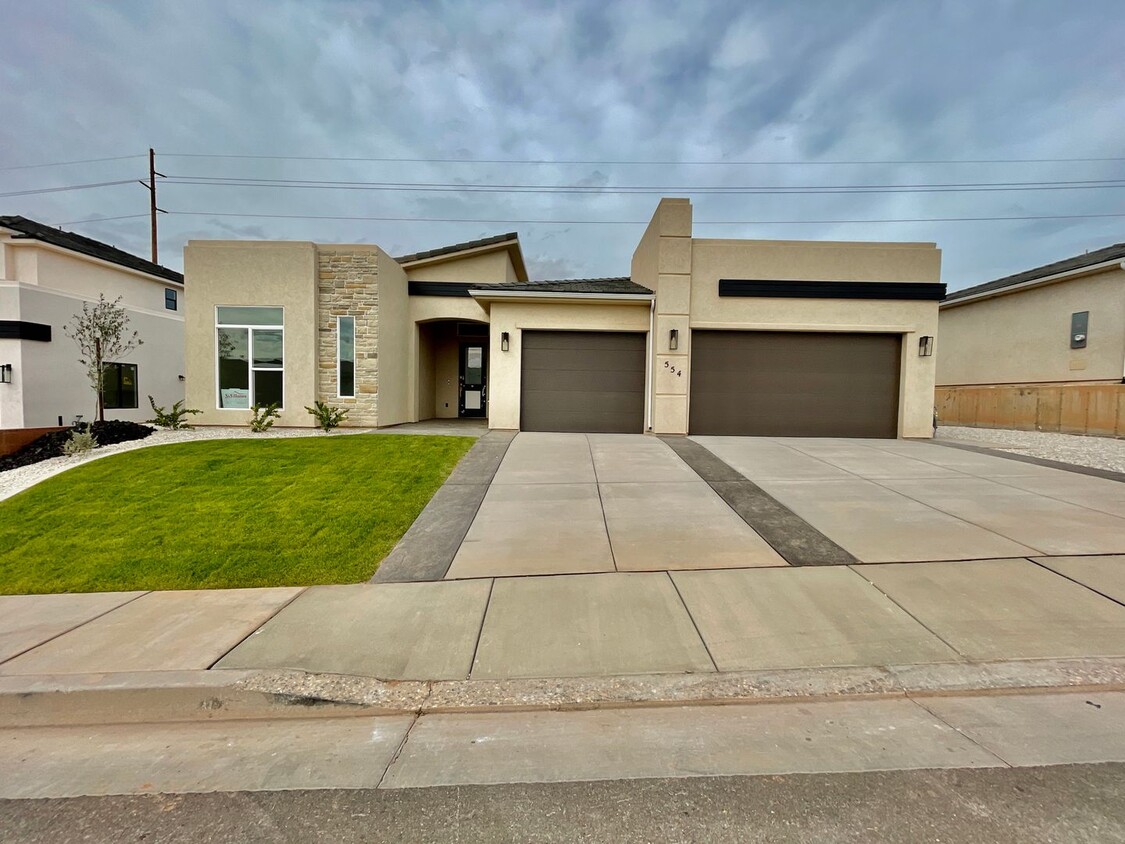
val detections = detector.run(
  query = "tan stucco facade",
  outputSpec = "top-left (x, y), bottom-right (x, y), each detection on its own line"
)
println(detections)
top-left (184, 199), bottom-right (943, 438)
top-left (937, 266), bottom-right (1125, 387)
top-left (636, 198), bottom-right (942, 438)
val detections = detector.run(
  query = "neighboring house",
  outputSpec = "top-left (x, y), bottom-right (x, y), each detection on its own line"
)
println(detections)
top-left (184, 198), bottom-right (944, 438)
top-left (0, 216), bottom-right (186, 431)
top-left (936, 242), bottom-right (1125, 436)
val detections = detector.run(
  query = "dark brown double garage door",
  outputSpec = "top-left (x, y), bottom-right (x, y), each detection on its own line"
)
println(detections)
top-left (521, 331), bottom-right (645, 433)
top-left (690, 331), bottom-right (901, 438)
top-left (519, 329), bottom-right (901, 437)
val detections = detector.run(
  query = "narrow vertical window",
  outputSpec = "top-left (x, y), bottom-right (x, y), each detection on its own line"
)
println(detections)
top-left (338, 316), bottom-right (355, 398)
top-left (165, 288), bottom-right (178, 311)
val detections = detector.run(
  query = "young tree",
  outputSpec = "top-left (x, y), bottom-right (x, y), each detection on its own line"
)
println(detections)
top-left (64, 295), bottom-right (143, 423)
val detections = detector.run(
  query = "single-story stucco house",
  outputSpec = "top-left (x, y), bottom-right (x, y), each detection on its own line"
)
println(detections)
top-left (937, 241), bottom-right (1125, 436)
top-left (1, 216), bottom-right (186, 437)
top-left (184, 198), bottom-right (945, 438)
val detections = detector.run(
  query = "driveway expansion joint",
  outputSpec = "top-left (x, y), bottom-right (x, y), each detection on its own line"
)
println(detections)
top-left (659, 437), bottom-right (857, 566)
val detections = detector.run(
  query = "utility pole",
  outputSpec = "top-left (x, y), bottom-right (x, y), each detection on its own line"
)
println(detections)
top-left (140, 148), bottom-right (166, 264)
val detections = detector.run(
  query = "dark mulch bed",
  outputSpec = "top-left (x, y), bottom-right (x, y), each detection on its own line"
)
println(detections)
top-left (0, 421), bottom-right (155, 472)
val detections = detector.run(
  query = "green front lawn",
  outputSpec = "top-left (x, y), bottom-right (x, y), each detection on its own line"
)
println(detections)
top-left (0, 434), bottom-right (474, 594)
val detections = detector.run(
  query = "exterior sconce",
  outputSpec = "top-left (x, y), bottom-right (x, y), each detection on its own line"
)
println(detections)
top-left (0, 364), bottom-right (11, 384)
top-left (669, 328), bottom-right (679, 351)
top-left (918, 336), bottom-right (934, 357)
top-left (178, 374), bottom-right (186, 382)
top-left (501, 332), bottom-right (510, 352)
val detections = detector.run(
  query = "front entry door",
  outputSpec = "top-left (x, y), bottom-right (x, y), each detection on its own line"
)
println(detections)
top-left (458, 342), bottom-right (487, 417)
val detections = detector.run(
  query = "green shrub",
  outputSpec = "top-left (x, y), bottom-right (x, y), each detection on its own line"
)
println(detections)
top-left (249, 403), bottom-right (280, 433)
top-left (62, 429), bottom-right (97, 456)
top-left (304, 400), bottom-right (348, 432)
top-left (147, 396), bottom-right (203, 430)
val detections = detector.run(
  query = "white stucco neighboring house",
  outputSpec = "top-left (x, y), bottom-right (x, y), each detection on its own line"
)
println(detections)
top-left (0, 216), bottom-right (186, 430)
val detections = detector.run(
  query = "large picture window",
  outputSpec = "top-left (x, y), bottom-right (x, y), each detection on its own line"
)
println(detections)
top-left (216, 306), bottom-right (284, 409)
top-left (338, 316), bottom-right (355, 398)
top-left (102, 363), bottom-right (138, 409)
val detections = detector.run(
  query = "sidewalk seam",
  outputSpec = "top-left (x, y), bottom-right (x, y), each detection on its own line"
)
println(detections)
top-left (666, 571), bottom-right (720, 673)
top-left (587, 434), bottom-right (619, 572)
top-left (1025, 557), bottom-right (1125, 610)
top-left (846, 565), bottom-right (968, 660)
top-left (0, 590), bottom-right (152, 667)
top-left (906, 693), bottom-right (1013, 769)
top-left (376, 713), bottom-right (419, 789)
top-left (205, 587), bottom-right (310, 670)
top-left (466, 578), bottom-right (496, 679)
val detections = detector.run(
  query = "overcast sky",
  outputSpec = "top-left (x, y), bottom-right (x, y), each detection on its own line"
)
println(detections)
top-left (2, 1), bottom-right (1123, 290)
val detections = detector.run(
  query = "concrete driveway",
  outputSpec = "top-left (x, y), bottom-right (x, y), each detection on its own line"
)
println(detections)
top-left (697, 436), bottom-right (1125, 563)
top-left (425, 431), bottom-right (1125, 579)
top-left (445, 433), bottom-right (787, 578)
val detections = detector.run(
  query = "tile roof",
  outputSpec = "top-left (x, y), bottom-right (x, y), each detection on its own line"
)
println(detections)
top-left (944, 241), bottom-right (1125, 304)
top-left (394, 232), bottom-right (519, 264)
top-left (480, 276), bottom-right (652, 295)
top-left (0, 216), bottom-right (184, 283)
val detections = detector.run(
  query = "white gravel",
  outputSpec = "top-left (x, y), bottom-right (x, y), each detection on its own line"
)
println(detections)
top-left (0, 426), bottom-right (375, 503)
top-left (937, 425), bottom-right (1125, 474)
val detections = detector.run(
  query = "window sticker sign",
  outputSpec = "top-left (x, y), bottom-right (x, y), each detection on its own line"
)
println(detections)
top-left (221, 388), bottom-right (250, 409)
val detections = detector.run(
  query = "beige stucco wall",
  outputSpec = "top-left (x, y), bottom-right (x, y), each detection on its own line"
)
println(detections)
top-left (184, 240), bottom-right (318, 427)
top-left (403, 249), bottom-right (518, 283)
top-left (373, 250), bottom-right (411, 426)
top-left (485, 300), bottom-right (650, 430)
top-left (688, 238), bottom-right (941, 438)
top-left (937, 268), bottom-right (1125, 386)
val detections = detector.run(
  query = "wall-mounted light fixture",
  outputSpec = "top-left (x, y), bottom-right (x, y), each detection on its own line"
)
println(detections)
top-left (500, 331), bottom-right (510, 352)
top-left (669, 328), bottom-right (679, 351)
top-left (178, 374), bottom-right (186, 382)
top-left (918, 336), bottom-right (934, 357)
top-left (0, 364), bottom-right (11, 384)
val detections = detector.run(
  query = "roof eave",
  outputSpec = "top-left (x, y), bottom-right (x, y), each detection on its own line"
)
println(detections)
top-left (941, 258), bottom-right (1125, 308)
top-left (468, 289), bottom-right (652, 304)
top-left (397, 238), bottom-right (529, 282)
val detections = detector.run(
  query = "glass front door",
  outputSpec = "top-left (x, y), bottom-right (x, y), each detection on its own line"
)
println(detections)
top-left (458, 343), bottom-right (487, 417)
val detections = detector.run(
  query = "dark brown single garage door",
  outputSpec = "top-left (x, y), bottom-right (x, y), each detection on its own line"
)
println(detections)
top-left (521, 331), bottom-right (646, 433)
top-left (690, 331), bottom-right (901, 438)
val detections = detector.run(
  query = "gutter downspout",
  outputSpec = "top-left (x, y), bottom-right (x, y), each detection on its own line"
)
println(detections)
top-left (646, 296), bottom-right (655, 431)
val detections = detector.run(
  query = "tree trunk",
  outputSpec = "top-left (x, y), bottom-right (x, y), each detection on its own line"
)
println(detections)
top-left (95, 338), bottom-right (105, 424)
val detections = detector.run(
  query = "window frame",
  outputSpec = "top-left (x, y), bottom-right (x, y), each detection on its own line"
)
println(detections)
top-left (337, 315), bottom-right (355, 398)
top-left (165, 288), bottom-right (178, 311)
top-left (215, 306), bottom-right (285, 410)
top-left (102, 362), bottom-right (139, 409)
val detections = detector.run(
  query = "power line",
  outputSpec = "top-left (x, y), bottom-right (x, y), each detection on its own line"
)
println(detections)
top-left (161, 152), bottom-right (1125, 166)
top-left (0, 154), bottom-right (145, 172)
top-left (161, 175), bottom-right (1125, 196)
top-left (59, 213), bottom-right (152, 226)
top-left (0, 179), bottom-right (140, 198)
top-left (168, 210), bottom-right (1125, 225)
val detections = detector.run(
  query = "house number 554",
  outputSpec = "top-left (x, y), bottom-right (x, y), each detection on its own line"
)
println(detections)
top-left (663, 361), bottom-right (683, 377)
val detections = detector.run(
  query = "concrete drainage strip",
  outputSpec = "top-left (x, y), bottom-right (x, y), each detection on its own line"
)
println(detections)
top-left (4, 656), bottom-right (1125, 728)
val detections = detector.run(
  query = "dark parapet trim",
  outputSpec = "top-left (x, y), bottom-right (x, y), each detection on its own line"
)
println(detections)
top-left (0, 320), bottom-right (51, 342)
top-left (408, 281), bottom-right (478, 297)
top-left (719, 280), bottom-right (947, 301)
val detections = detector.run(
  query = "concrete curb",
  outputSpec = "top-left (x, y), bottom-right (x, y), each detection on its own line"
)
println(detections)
top-left (4, 656), bottom-right (1125, 727)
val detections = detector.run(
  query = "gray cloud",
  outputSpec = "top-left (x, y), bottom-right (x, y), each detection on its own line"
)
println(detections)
top-left (1, 0), bottom-right (1123, 288)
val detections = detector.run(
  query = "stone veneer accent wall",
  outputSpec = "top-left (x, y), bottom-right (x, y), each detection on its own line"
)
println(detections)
top-left (316, 248), bottom-right (379, 425)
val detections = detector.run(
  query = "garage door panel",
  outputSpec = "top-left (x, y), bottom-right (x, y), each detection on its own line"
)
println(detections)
top-left (690, 331), bottom-right (900, 438)
top-left (521, 331), bottom-right (646, 434)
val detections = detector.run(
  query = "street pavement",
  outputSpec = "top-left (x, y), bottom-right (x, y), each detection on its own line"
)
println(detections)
top-left (2, 761), bottom-right (1124, 843)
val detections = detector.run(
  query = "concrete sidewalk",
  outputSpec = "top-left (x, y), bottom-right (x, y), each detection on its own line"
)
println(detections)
top-left (3, 556), bottom-right (1125, 691)
top-left (4, 689), bottom-right (1125, 798)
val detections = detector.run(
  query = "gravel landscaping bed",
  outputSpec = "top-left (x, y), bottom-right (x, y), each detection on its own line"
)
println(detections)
top-left (0, 426), bottom-right (375, 503)
top-left (937, 425), bottom-right (1125, 474)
